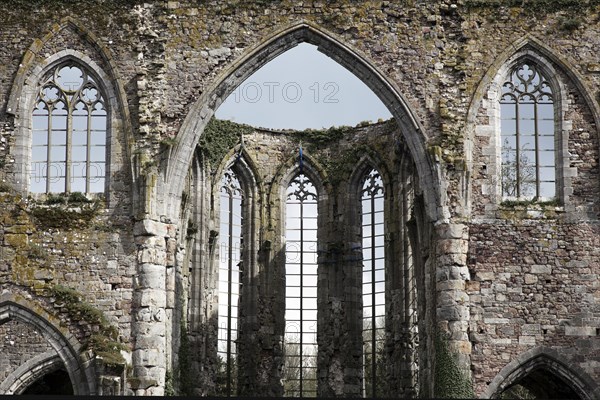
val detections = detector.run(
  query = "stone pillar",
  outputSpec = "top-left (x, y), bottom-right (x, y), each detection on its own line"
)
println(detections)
top-left (316, 240), bottom-right (363, 398)
top-left (131, 218), bottom-right (173, 395)
top-left (435, 223), bottom-right (471, 368)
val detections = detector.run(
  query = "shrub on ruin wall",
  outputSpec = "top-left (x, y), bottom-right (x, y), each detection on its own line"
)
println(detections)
top-left (48, 284), bottom-right (126, 368)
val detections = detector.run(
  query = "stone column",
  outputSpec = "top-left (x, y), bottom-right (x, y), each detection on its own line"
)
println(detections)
top-left (435, 223), bottom-right (471, 369)
top-left (131, 218), bottom-right (173, 395)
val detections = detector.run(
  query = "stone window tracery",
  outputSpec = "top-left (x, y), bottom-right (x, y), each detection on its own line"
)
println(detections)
top-left (284, 172), bottom-right (318, 397)
top-left (31, 63), bottom-right (107, 194)
top-left (360, 168), bottom-right (385, 398)
top-left (217, 169), bottom-right (243, 396)
top-left (500, 62), bottom-right (555, 200)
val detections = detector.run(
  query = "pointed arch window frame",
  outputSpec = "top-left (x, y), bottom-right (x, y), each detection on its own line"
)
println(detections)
top-left (499, 61), bottom-right (556, 201)
top-left (359, 167), bottom-right (386, 398)
top-left (213, 154), bottom-right (259, 397)
top-left (490, 52), bottom-right (570, 206)
top-left (217, 167), bottom-right (244, 397)
top-left (283, 172), bottom-right (319, 398)
top-left (280, 163), bottom-right (325, 398)
top-left (31, 62), bottom-right (108, 194)
top-left (10, 51), bottom-right (118, 201)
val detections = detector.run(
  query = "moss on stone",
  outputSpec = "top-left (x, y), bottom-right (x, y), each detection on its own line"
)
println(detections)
top-left (176, 320), bottom-right (193, 396)
top-left (30, 198), bottom-right (102, 230)
top-left (292, 125), bottom-right (353, 151)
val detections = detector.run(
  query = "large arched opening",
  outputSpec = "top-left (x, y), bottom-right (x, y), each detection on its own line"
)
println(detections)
top-left (167, 21), bottom-right (439, 398)
top-left (161, 21), bottom-right (441, 222)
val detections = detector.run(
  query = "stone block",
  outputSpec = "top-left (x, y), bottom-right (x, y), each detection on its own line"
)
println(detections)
top-left (476, 271), bottom-right (494, 281)
top-left (136, 264), bottom-right (166, 289)
top-left (437, 279), bottom-right (465, 291)
top-left (134, 219), bottom-right (168, 237)
top-left (522, 324), bottom-right (540, 335)
top-left (484, 317), bottom-right (509, 324)
top-left (565, 326), bottom-right (596, 336)
top-left (518, 335), bottom-right (536, 346)
top-left (530, 265), bottom-right (552, 274)
top-left (437, 305), bottom-right (469, 321)
top-left (139, 289), bottom-right (167, 308)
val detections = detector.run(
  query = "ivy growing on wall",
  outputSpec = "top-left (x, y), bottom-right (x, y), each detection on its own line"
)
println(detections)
top-left (434, 332), bottom-right (474, 398)
top-left (199, 118), bottom-right (254, 173)
top-left (177, 320), bottom-right (194, 396)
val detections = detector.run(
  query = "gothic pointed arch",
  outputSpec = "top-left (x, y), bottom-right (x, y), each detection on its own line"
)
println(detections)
top-left (483, 347), bottom-right (599, 399)
top-left (272, 150), bottom-right (329, 209)
top-left (0, 296), bottom-right (96, 395)
top-left (349, 153), bottom-right (391, 198)
top-left (465, 36), bottom-right (600, 213)
top-left (6, 16), bottom-right (134, 208)
top-left (213, 144), bottom-right (262, 201)
top-left (162, 21), bottom-right (440, 224)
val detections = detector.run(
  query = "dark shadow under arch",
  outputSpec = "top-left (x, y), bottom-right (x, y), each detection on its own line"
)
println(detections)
top-left (483, 347), bottom-right (599, 399)
top-left (162, 21), bottom-right (440, 223)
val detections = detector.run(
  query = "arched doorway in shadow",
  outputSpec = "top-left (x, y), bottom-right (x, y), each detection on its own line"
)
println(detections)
top-left (499, 369), bottom-right (580, 399)
top-left (484, 347), bottom-right (598, 400)
top-left (21, 368), bottom-right (74, 395)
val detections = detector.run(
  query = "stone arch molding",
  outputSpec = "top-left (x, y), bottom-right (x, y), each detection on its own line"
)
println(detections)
top-left (482, 346), bottom-right (599, 399)
top-left (273, 150), bottom-right (330, 208)
top-left (465, 35), bottom-right (600, 214)
top-left (0, 296), bottom-right (96, 395)
top-left (0, 351), bottom-right (63, 394)
top-left (6, 17), bottom-right (134, 207)
top-left (349, 153), bottom-right (392, 196)
top-left (162, 21), bottom-right (441, 224)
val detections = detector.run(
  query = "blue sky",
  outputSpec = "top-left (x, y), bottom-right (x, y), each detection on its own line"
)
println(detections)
top-left (215, 43), bottom-right (392, 130)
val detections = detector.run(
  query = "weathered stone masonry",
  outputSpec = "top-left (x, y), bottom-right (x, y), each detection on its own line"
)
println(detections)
top-left (0, 0), bottom-right (599, 398)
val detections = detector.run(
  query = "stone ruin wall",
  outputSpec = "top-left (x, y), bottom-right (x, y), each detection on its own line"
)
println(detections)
top-left (0, 0), bottom-right (597, 397)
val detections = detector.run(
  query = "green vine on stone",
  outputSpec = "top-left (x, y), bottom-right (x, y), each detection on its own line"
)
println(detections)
top-left (199, 118), bottom-right (254, 174)
top-left (434, 332), bottom-right (474, 398)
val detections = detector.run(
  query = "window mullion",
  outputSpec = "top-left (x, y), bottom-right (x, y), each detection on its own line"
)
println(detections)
top-left (299, 199), bottom-right (304, 398)
top-left (46, 106), bottom-right (53, 194)
top-left (86, 105), bottom-right (92, 194)
top-left (227, 193), bottom-right (234, 397)
top-left (65, 100), bottom-right (73, 193)
top-left (515, 102), bottom-right (521, 198)
top-left (534, 101), bottom-right (541, 198)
